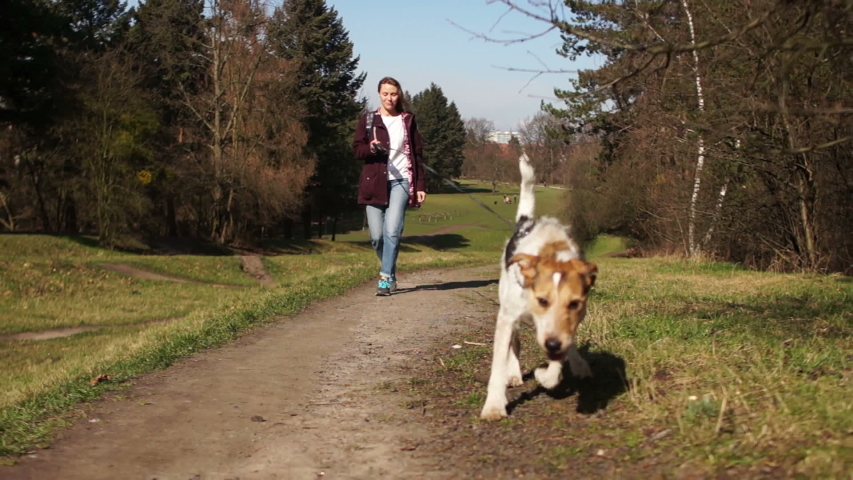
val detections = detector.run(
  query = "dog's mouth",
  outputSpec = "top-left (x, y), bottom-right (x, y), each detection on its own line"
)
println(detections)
top-left (545, 351), bottom-right (565, 361)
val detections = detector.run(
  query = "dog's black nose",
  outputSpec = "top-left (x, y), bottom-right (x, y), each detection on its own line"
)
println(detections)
top-left (545, 338), bottom-right (561, 353)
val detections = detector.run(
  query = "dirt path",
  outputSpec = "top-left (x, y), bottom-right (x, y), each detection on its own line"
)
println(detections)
top-left (240, 255), bottom-right (276, 287)
top-left (99, 263), bottom-right (198, 283)
top-left (6, 265), bottom-right (500, 480)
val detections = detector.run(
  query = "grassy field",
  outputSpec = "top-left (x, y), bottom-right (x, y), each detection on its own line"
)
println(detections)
top-left (406, 256), bottom-right (852, 477)
top-left (0, 180), bottom-right (567, 457)
top-left (1, 179), bottom-right (849, 477)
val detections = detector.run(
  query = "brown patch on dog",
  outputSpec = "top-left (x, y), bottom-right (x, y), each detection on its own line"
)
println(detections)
top-left (509, 253), bottom-right (539, 287)
top-left (538, 240), bottom-right (570, 259)
top-left (509, 251), bottom-right (598, 354)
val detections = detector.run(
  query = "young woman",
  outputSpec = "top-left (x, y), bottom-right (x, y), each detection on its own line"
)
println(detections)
top-left (352, 77), bottom-right (427, 296)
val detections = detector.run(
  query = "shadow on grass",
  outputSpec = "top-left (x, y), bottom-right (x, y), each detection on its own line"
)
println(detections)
top-left (61, 234), bottom-right (237, 256)
top-left (395, 278), bottom-right (499, 294)
top-left (507, 346), bottom-right (628, 415)
top-left (401, 233), bottom-right (471, 250)
top-left (343, 234), bottom-right (471, 252)
top-left (434, 182), bottom-right (494, 194)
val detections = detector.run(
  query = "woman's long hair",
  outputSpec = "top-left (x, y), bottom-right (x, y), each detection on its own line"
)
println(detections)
top-left (378, 76), bottom-right (409, 113)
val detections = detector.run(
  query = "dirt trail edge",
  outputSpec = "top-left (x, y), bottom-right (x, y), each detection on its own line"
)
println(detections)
top-left (7, 265), bottom-right (500, 480)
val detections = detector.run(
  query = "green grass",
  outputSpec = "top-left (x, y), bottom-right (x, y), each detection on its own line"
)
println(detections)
top-left (336, 179), bottom-right (566, 244)
top-left (586, 235), bottom-right (630, 257)
top-left (125, 255), bottom-right (258, 285)
top-left (407, 254), bottom-right (852, 477)
top-left (0, 183), bottom-right (568, 457)
top-left (0, 259), bottom-right (249, 334)
top-left (8, 179), bottom-right (846, 478)
top-left (590, 258), bottom-right (852, 475)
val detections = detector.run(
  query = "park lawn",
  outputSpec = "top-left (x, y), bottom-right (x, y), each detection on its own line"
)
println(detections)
top-left (406, 255), bottom-right (852, 477)
top-left (0, 258), bottom-right (251, 335)
top-left (0, 182), bottom-right (569, 457)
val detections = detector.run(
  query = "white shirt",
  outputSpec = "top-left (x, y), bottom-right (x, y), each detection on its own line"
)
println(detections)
top-left (381, 114), bottom-right (407, 181)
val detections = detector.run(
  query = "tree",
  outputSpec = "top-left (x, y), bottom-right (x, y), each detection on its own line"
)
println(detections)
top-left (482, 0), bottom-right (852, 272)
top-left (462, 117), bottom-right (494, 178)
top-left (50, 0), bottom-right (131, 51)
top-left (0, 0), bottom-right (65, 127)
top-left (410, 83), bottom-right (466, 191)
top-left (268, 0), bottom-right (365, 239)
top-left (519, 111), bottom-right (571, 185)
top-left (127, 0), bottom-right (207, 237)
top-left (126, 0), bottom-right (313, 243)
top-left (2, 0), bottom-right (135, 235)
top-left (0, 0), bottom-right (315, 245)
top-left (70, 48), bottom-right (158, 247)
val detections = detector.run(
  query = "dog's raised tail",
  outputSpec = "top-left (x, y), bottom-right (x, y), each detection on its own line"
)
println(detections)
top-left (516, 152), bottom-right (535, 222)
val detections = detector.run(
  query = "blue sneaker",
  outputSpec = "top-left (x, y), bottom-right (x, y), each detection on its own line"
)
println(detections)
top-left (376, 278), bottom-right (391, 296)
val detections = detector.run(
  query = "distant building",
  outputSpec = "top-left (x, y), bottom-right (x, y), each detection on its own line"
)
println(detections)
top-left (486, 131), bottom-right (520, 144)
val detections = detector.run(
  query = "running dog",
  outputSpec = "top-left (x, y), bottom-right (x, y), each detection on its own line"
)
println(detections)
top-left (481, 154), bottom-right (598, 420)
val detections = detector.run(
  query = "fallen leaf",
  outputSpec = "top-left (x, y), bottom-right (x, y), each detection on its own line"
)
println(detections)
top-left (251, 415), bottom-right (266, 422)
top-left (401, 445), bottom-right (417, 451)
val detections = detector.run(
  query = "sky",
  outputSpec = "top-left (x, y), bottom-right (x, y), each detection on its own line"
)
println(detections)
top-left (331, 0), bottom-right (598, 130)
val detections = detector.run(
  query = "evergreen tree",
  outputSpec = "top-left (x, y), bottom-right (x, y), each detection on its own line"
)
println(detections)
top-left (268, 0), bottom-right (365, 238)
top-left (51, 0), bottom-right (131, 51)
top-left (410, 83), bottom-right (465, 191)
top-left (0, 0), bottom-right (65, 127)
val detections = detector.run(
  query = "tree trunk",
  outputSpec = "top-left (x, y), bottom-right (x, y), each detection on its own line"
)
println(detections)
top-left (682, 0), bottom-right (707, 257)
top-left (0, 192), bottom-right (16, 231)
top-left (702, 181), bottom-right (728, 249)
top-left (794, 159), bottom-right (817, 268)
top-left (24, 154), bottom-right (53, 232)
top-left (301, 203), bottom-right (312, 240)
top-left (63, 196), bottom-right (78, 233)
top-left (166, 196), bottom-right (178, 236)
top-left (283, 218), bottom-right (293, 239)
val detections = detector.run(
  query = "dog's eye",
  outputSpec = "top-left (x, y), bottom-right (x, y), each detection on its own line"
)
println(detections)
top-left (568, 300), bottom-right (581, 310)
top-left (537, 297), bottom-right (549, 308)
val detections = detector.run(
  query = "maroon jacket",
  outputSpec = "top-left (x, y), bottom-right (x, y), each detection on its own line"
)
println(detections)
top-left (353, 110), bottom-right (426, 207)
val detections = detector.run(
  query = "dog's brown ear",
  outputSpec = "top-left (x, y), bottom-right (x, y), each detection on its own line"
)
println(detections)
top-left (585, 261), bottom-right (598, 289)
top-left (568, 259), bottom-right (598, 291)
top-left (509, 253), bottom-right (539, 286)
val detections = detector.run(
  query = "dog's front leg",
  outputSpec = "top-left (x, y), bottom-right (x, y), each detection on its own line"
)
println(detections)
top-left (534, 360), bottom-right (563, 390)
top-left (481, 312), bottom-right (515, 420)
top-left (506, 328), bottom-right (523, 388)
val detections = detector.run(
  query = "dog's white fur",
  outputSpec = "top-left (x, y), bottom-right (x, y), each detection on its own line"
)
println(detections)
top-left (480, 154), bottom-right (598, 420)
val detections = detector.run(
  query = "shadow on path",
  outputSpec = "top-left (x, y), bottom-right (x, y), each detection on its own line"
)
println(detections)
top-left (393, 278), bottom-right (498, 294)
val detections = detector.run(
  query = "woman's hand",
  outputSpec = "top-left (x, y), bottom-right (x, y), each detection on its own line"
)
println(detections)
top-left (417, 191), bottom-right (426, 203)
top-left (370, 140), bottom-right (382, 153)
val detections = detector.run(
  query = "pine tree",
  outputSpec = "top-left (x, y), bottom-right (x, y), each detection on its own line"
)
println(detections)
top-left (268, 0), bottom-right (365, 238)
top-left (410, 83), bottom-right (465, 191)
top-left (0, 0), bottom-right (66, 127)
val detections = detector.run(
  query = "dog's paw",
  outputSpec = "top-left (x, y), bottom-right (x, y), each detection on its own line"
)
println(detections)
top-left (507, 375), bottom-right (523, 388)
top-left (570, 358), bottom-right (593, 379)
top-left (480, 404), bottom-right (508, 420)
top-left (534, 366), bottom-right (561, 390)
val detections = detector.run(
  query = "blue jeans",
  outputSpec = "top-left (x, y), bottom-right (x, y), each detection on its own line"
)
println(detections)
top-left (366, 179), bottom-right (409, 278)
